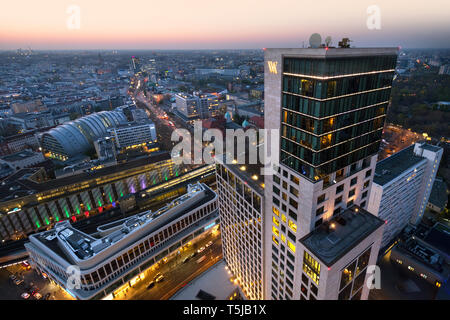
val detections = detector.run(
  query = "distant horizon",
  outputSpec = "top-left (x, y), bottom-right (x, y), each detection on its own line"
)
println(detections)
top-left (2, 46), bottom-right (450, 52)
top-left (1, 0), bottom-right (449, 51)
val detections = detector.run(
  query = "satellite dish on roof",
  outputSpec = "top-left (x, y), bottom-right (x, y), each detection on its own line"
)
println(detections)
top-left (325, 36), bottom-right (332, 47)
top-left (309, 33), bottom-right (322, 48)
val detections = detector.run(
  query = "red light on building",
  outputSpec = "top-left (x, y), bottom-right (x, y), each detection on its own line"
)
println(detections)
top-left (71, 216), bottom-right (76, 222)
top-left (98, 207), bottom-right (103, 213)
top-left (85, 211), bottom-right (89, 217)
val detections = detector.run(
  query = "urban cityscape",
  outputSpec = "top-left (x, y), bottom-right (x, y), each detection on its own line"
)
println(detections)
top-left (0, 0), bottom-right (449, 311)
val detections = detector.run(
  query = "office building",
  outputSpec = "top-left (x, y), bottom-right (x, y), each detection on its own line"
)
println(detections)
top-left (0, 152), bottom-right (180, 241)
top-left (215, 46), bottom-right (398, 300)
top-left (427, 178), bottom-right (448, 213)
top-left (175, 93), bottom-right (200, 123)
top-left (25, 183), bottom-right (219, 300)
top-left (367, 143), bottom-right (443, 248)
top-left (262, 46), bottom-right (398, 300)
top-left (40, 111), bottom-right (127, 161)
top-left (0, 149), bottom-right (45, 170)
top-left (216, 158), bottom-right (265, 300)
top-left (107, 121), bottom-right (157, 151)
top-left (390, 223), bottom-right (450, 288)
top-left (198, 94), bottom-right (219, 118)
top-left (298, 206), bottom-right (384, 300)
top-left (175, 93), bottom-right (219, 123)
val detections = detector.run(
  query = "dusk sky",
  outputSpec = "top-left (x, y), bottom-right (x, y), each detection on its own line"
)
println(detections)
top-left (1, 0), bottom-right (449, 50)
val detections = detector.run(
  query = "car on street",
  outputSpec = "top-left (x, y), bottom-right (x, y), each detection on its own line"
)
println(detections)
top-left (197, 246), bottom-right (205, 253)
top-left (155, 274), bottom-right (164, 283)
top-left (205, 241), bottom-right (213, 248)
top-left (21, 293), bottom-right (30, 299)
top-left (34, 293), bottom-right (42, 300)
top-left (14, 279), bottom-right (24, 285)
top-left (146, 281), bottom-right (155, 289)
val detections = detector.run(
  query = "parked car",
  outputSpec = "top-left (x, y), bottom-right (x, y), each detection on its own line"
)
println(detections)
top-left (21, 293), bottom-right (30, 299)
top-left (146, 281), bottom-right (155, 290)
top-left (205, 241), bottom-right (213, 248)
top-left (34, 293), bottom-right (42, 300)
top-left (14, 279), bottom-right (24, 285)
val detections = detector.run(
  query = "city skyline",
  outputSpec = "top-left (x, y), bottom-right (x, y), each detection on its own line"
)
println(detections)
top-left (1, 0), bottom-right (450, 50)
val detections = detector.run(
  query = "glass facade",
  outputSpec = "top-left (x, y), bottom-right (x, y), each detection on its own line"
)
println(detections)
top-left (280, 55), bottom-right (398, 181)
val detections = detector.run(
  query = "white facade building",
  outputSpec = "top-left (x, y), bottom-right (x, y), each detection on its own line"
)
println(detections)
top-left (25, 183), bottom-right (218, 300)
top-left (107, 122), bottom-right (157, 150)
top-left (368, 143), bottom-right (443, 248)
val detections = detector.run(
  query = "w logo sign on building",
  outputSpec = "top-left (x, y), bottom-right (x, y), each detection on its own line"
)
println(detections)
top-left (267, 61), bottom-right (278, 74)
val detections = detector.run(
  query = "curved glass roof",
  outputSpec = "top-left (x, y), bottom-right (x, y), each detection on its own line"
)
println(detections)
top-left (41, 111), bottom-right (127, 157)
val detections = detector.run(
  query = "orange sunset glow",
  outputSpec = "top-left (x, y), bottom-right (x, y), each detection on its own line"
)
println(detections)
top-left (0, 0), bottom-right (449, 49)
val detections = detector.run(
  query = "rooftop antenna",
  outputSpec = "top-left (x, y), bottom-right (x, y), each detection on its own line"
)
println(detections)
top-left (338, 38), bottom-right (352, 48)
top-left (325, 36), bottom-right (332, 47)
top-left (309, 33), bottom-right (322, 48)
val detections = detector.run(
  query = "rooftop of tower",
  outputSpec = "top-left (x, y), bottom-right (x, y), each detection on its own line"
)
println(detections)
top-left (264, 47), bottom-right (399, 58)
top-left (299, 205), bottom-right (384, 267)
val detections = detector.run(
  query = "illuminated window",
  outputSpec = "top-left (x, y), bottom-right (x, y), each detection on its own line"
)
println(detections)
top-left (273, 216), bottom-right (280, 226)
top-left (288, 220), bottom-right (297, 232)
top-left (272, 235), bottom-right (279, 245)
top-left (281, 234), bottom-right (286, 243)
top-left (272, 226), bottom-right (280, 237)
top-left (287, 241), bottom-right (296, 253)
top-left (303, 252), bottom-right (320, 285)
top-left (281, 214), bottom-right (287, 223)
top-left (272, 206), bottom-right (280, 216)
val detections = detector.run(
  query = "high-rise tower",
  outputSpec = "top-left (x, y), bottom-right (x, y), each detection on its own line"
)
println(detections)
top-left (216, 44), bottom-right (398, 300)
top-left (263, 46), bottom-right (398, 300)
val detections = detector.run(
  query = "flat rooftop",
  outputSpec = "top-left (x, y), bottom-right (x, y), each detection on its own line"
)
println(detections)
top-left (0, 149), bottom-right (39, 162)
top-left (33, 183), bottom-right (215, 264)
top-left (265, 47), bottom-right (399, 58)
top-left (420, 143), bottom-right (441, 153)
top-left (300, 206), bottom-right (384, 266)
top-left (424, 223), bottom-right (450, 258)
top-left (428, 179), bottom-right (448, 209)
top-left (373, 145), bottom-right (425, 186)
top-left (171, 260), bottom-right (238, 300)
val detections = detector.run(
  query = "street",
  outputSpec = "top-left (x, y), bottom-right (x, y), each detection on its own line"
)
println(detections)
top-left (111, 228), bottom-right (223, 300)
top-left (0, 263), bottom-right (73, 300)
